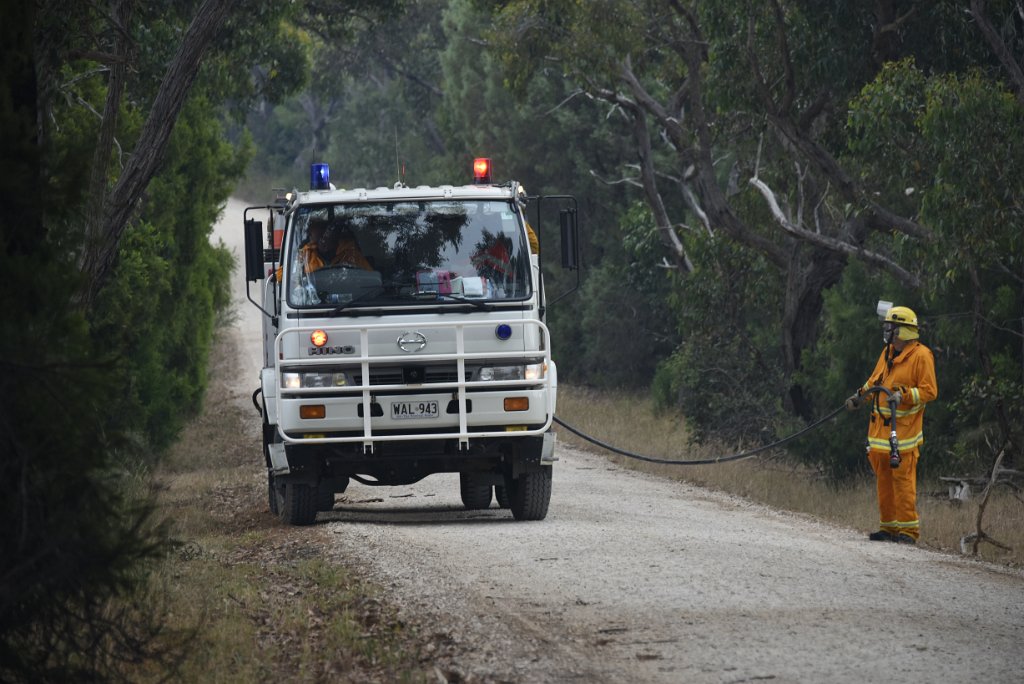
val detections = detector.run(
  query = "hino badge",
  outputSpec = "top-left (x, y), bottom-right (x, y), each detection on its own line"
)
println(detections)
top-left (242, 159), bottom-right (579, 525)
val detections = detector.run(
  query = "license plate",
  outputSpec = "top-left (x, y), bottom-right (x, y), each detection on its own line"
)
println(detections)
top-left (391, 400), bottom-right (440, 420)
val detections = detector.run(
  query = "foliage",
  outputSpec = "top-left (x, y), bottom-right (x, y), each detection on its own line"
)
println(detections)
top-left (652, 229), bottom-right (786, 445)
top-left (813, 59), bottom-right (1024, 476)
top-left (577, 203), bottom-right (677, 387)
top-left (91, 97), bottom-right (242, 449)
top-left (242, 0), bottom-right (1024, 485)
top-left (0, 41), bottom-right (172, 678)
top-left (1, 0), bottom-right (307, 679)
top-left (790, 262), bottom-right (901, 481)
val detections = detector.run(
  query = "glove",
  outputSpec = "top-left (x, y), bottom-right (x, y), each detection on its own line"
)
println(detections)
top-left (890, 389), bottom-right (903, 406)
top-left (845, 393), bottom-right (863, 411)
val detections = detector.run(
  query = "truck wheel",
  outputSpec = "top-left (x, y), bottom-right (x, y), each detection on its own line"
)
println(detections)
top-left (494, 484), bottom-right (511, 509)
top-left (268, 470), bottom-right (281, 515)
top-left (316, 475), bottom-right (349, 512)
top-left (509, 468), bottom-right (552, 521)
top-left (459, 473), bottom-right (493, 510)
top-left (279, 482), bottom-right (317, 526)
top-left (316, 485), bottom-right (335, 512)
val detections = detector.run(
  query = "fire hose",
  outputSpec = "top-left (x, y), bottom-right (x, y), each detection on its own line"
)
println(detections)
top-left (552, 385), bottom-right (901, 467)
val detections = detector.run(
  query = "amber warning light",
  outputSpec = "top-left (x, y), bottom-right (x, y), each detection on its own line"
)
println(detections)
top-left (310, 329), bottom-right (328, 347)
top-left (473, 157), bottom-right (492, 184)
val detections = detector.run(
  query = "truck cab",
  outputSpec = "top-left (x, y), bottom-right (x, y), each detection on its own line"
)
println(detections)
top-left (243, 160), bottom-right (578, 525)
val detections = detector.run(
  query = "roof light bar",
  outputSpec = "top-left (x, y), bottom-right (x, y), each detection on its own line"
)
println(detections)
top-left (473, 157), bottom-right (492, 184)
top-left (310, 163), bottom-right (330, 190)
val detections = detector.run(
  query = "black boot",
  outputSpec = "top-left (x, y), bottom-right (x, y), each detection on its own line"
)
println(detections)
top-left (868, 530), bottom-right (895, 542)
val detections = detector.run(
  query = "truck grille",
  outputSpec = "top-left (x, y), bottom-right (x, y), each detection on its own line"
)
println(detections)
top-left (353, 366), bottom-right (471, 386)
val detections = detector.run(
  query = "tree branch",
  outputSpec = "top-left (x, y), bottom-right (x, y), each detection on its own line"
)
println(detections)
top-left (79, 0), bottom-right (241, 307)
top-left (86, 0), bottom-right (133, 236)
top-left (769, 0), bottom-right (796, 116)
top-left (749, 175), bottom-right (920, 288)
top-left (970, 0), bottom-right (1024, 104)
top-left (586, 76), bottom-right (693, 273)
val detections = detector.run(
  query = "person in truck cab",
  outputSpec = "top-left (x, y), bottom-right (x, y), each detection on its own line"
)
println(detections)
top-left (299, 218), bottom-right (372, 273)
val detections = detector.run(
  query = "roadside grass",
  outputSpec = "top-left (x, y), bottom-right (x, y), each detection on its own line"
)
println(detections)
top-left (133, 335), bottom-right (427, 683)
top-left (556, 385), bottom-right (1024, 566)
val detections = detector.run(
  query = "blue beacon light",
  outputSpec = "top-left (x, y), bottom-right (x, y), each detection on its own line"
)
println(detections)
top-left (310, 163), bottom-right (330, 190)
top-left (495, 324), bottom-right (512, 340)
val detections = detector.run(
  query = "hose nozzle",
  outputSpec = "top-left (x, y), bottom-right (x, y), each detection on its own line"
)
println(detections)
top-left (889, 431), bottom-right (901, 469)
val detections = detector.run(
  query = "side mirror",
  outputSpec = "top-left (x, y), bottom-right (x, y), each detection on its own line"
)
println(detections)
top-left (559, 208), bottom-right (578, 271)
top-left (244, 218), bottom-right (265, 281)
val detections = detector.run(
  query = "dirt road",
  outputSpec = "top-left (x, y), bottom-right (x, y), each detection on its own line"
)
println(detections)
top-left (216, 198), bottom-right (1024, 683)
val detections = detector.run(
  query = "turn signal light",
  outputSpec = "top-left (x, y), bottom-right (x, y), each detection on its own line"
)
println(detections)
top-left (504, 397), bottom-right (529, 412)
top-left (300, 405), bottom-right (326, 419)
top-left (311, 329), bottom-right (328, 347)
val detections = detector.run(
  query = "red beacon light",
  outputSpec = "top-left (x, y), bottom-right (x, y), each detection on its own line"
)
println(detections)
top-left (473, 157), bottom-right (492, 184)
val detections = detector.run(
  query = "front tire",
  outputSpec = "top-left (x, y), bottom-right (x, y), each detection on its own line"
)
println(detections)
top-left (268, 470), bottom-right (280, 515)
top-left (509, 468), bottom-right (552, 521)
top-left (459, 473), bottom-right (493, 510)
top-left (279, 482), bottom-right (317, 526)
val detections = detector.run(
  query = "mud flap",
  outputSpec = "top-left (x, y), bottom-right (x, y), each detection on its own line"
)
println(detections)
top-left (541, 431), bottom-right (557, 464)
top-left (268, 441), bottom-right (290, 475)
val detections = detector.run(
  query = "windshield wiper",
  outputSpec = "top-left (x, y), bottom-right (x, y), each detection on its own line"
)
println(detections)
top-left (329, 289), bottom-right (382, 315)
top-left (438, 294), bottom-right (492, 310)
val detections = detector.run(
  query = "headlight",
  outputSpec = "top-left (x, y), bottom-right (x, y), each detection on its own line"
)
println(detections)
top-left (282, 371), bottom-right (350, 388)
top-left (479, 363), bottom-right (545, 382)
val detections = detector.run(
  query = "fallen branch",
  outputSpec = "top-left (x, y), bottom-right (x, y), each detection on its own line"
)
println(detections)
top-left (960, 447), bottom-right (1014, 555)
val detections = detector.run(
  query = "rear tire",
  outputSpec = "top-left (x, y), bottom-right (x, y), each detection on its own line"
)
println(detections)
top-left (459, 473), bottom-right (493, 510)
top-left (494, 484), bottom-right (510, 509)
top-left (268, 470), bottom-right (280, 515)
top-left (279, 482), bottom-right (317, 526)
top-left (509, 468), bottom-right (552, 521)
top-left (316, 485), bottom-right (335, 512)
top-left (316, 476), bottom-right (349, 512)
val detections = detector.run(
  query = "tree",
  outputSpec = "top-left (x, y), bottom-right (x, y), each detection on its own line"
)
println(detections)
top-left (1, 1), bottom-right (307, 677)
top-left (72, 0), bottom-right (240, 307)
top-left (484, 1), bottom-right (955, 420)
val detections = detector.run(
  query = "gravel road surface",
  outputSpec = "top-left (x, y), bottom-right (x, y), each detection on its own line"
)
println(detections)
top-left (216, 197), bottom-right (1024, 683)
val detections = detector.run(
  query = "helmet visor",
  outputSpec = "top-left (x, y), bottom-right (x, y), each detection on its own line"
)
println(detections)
top-left (882, 321), bottom-right (897, 344)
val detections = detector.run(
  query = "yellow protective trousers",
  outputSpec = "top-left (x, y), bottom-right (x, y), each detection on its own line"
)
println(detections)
top-left (868, 448), bottom-right (920, 539)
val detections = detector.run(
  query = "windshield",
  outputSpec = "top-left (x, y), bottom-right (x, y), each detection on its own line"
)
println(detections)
top-left (286, 200), bottom-right (531, 309)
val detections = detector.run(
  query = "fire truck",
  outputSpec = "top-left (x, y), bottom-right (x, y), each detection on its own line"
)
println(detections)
top-left (243, 159), bottom-right (578, 525)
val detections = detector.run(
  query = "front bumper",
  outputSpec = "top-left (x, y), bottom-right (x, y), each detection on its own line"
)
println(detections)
top-left (273, 319), bottom-right (554, 451)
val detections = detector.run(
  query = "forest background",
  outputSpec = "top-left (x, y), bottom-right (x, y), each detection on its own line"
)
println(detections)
top-left (2, 0), bottom-right (1022, 680)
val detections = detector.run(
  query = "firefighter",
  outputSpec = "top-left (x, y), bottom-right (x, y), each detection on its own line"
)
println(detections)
top-left (845, 306), bottom-right (937, 544)
top-left (300, 218), bottom-right (372, 272)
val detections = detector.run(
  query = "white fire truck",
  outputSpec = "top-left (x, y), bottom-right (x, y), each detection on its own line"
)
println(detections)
top-left (243, 159), bottom-right (578, 525)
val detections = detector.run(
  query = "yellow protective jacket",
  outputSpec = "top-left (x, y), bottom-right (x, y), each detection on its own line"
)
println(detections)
top-left (277, 240), bottom-right (374, 281)
top-left (860, 340), bottom-right (938, 453)
top-left (299, 240), bottom-right (372, 272)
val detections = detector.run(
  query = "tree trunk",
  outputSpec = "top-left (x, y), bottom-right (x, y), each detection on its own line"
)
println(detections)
top-left (79, 0), bottom-right (240, 309)
top-left (781, 245), bottom-right (848, 418)
top-left (5, 1), bottom-right (44, 255)
top-left (86, 0), bottom-right (133, 236)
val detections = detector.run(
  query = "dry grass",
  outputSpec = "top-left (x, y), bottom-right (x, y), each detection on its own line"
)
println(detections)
top-left (556, 385), bottom-right (1024, 566)
top-left (130, 335), bottom-right (428, 683)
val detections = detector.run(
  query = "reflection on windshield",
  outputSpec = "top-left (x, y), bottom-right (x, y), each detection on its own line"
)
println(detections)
top-left (286, 200), bottom-right (531, 308)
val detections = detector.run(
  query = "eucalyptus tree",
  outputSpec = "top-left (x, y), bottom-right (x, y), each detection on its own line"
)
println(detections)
top-left (485, 0), bottom-right (1017, 428)
top-left (251, 0), bottom-right (440, 186)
